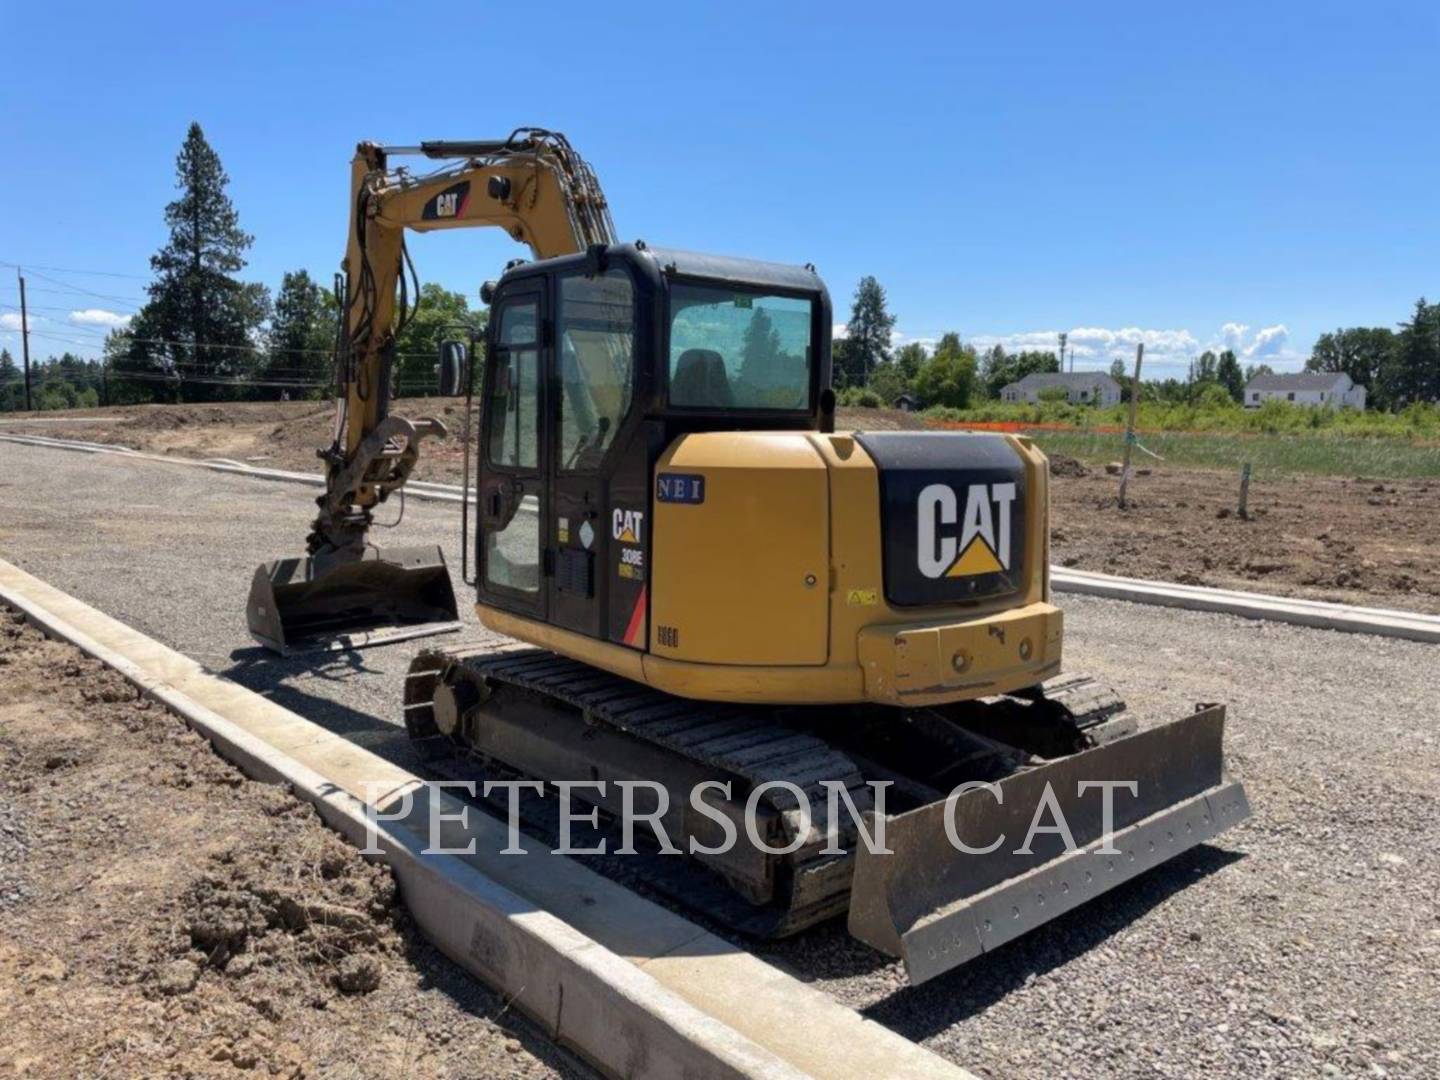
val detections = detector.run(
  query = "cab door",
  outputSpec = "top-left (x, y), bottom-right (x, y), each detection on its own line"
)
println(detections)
top-left (476, 282), bottom-right (547, 619)
top-left (546, 267), bottom-right (641, 641)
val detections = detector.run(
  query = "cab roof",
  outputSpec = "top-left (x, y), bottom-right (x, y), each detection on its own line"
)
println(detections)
top-left (499, 242), bottom-right (826, 295)
top-left (639, 245), bottom-right (824, 294)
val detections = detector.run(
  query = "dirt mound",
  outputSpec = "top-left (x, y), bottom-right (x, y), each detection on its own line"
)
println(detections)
top-left (1047, 454), bottom-right (1090, 478)
top-left (0, 608), bottom-right (576, 1078)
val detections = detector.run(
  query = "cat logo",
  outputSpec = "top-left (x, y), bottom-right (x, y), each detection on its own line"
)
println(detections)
top-left (916, 482), bottom-right (1017, 579)
top-left (612, 508), bottom-right (645, 544)
top-left (422, 181), bottom-right (470, 221)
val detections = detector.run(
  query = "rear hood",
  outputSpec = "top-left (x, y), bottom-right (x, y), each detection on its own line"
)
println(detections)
top-left (853, 431), bottom-right (1028, 608)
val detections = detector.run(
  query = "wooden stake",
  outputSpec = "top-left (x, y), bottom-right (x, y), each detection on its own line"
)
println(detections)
top-left (1238, 462), bottom-right (1252, 520)
top-left (1118, 342), bottom-right (1144, 509)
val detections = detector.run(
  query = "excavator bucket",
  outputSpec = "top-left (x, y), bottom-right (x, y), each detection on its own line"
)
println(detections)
top-left (848, 705), bottom-right (1249, 985)
top-left (246, 544), bottom-right (461, 656)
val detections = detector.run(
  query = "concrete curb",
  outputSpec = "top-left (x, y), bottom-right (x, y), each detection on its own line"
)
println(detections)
top-left (0, 556), bottom-right (970, 1080)
top-left (1051, 567), bottom-right (1440, 644)
top-left (0, 431), bottom-right (474, 505)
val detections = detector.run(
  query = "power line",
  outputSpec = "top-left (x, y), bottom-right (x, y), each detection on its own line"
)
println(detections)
top-left (4, 268), bottom-right (149, 306)
top-left (0, 284), bottom-right (145, 308)
top-left (0, 300), bottom-right (136, 317)
top-left (0, 259), bottom-right (150, 281)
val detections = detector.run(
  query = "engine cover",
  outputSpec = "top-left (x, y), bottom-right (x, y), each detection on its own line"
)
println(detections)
top-left (853, 431), bottom-right (1028, 608)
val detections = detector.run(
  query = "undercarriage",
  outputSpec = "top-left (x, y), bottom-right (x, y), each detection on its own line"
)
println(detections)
top-left (403, 645), bottom-right (1248, 984)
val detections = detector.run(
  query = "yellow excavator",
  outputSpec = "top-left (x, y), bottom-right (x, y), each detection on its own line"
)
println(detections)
top-left (248, 129), bottom-right (1249, 985)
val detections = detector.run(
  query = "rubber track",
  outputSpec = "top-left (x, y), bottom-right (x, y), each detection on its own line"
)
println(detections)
top-left (404, 644), bottom-right (871, 932)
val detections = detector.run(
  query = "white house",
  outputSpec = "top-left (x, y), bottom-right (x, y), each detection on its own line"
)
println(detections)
top-left (1243, 372), bottom-right (1367, 410)
top-left (999, 371), bottom-right (1123, 406)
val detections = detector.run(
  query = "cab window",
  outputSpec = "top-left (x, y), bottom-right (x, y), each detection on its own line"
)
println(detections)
top-left (668, 284), bottom-right (812, 410)
top-left (487, 299), bottom-right (539, 468)
top-left (557, 270), bottom-right (635, 470)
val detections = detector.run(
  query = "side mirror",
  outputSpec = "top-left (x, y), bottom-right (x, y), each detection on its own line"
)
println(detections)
top-left (437, 340), bottom-right (468, 397)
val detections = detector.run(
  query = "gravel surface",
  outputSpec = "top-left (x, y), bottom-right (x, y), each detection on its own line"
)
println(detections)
top-left (3, 441), bottom-right (1438, 1078)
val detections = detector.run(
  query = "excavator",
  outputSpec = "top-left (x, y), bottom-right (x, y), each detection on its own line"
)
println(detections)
top-left (248, 129), bottom-right (1250, 985)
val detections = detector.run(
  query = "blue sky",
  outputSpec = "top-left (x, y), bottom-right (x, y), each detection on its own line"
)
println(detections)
top-left (2, 1), bottom-right (1436, 378)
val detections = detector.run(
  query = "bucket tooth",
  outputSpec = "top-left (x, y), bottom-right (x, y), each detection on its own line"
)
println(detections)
top-left (247, 544), bottom-right (461, 656)
top-left (847, 705), bottom-right (1250, 984)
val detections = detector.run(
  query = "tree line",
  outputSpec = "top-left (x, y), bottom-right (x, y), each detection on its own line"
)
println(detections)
top-left (1, 123), bottom-right (480, 412)
top-left (831, 276), bottom-right (1438, 412)
top-left (1303, 303), bottom-right (1440, 410)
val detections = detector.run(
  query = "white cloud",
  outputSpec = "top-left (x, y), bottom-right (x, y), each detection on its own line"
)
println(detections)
top-left (0, 313), bottom-right (22, 331)
top-left (969, 326), bottom-right (1202, 371)
top-left (962, 321), bottom-right (1310, 377)
top-left (832, 322), bottom-right (849, 340)
top-left (892, 329), bottom-right (937, 350)
top-left (1243, 323), bottom-right (1288, 359)
top-left (69, 308), bottom-right (132, 328)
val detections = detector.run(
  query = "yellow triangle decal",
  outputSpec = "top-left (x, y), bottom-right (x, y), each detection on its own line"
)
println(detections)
top-left (947, 536), bottom-right (1004, 577)
top-left (619, 527), bottom-right (638, 543)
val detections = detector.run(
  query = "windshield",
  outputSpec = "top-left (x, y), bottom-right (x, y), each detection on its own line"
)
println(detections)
top-left (668, 284), bottom-right (813, 410)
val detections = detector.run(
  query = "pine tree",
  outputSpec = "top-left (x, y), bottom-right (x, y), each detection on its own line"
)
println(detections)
top-left (130, 122), bottom-right (267, 401)
top-left (840, 276), bottom-right (895, 383)
top-left (0, 348), bottom-right (20, 411)
top-left (267, 270), bottom-right (336, 397)
top-left (1216, 349), bottom-right (1245, 402)
top-left (1393, 298), bottom-right (1440, 407)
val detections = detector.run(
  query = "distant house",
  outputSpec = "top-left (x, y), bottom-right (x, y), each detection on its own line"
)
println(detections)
top-left (893, 393), bottom-right (923, 412)
top-left (1243, 372), bottom-right (1366, 410)
top-left (999, 371), bottom-right (1123, 406)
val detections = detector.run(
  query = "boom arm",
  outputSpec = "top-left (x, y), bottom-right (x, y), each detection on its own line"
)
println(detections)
top-left (309, 128), bottom-right (614, 556)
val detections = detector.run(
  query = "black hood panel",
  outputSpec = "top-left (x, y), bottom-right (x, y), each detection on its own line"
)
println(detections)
top-left (853, 431), bottom-right (1027, 608)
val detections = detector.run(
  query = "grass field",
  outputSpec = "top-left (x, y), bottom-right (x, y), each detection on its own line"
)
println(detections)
top-left (1027, 428), bottom-right (1440, 478)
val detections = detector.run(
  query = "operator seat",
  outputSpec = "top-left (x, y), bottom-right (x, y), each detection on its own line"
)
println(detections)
top-left (671, 349), bottom-right (734, 407)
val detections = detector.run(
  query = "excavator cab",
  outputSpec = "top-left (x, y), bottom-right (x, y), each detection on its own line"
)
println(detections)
top-left (470, 243), bottom-right (833, 656)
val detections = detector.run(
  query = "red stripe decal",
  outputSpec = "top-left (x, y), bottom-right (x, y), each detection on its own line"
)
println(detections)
top-left (622, 585), bottom-right (648, 648)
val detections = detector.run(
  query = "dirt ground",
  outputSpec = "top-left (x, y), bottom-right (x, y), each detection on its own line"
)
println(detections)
top-left (3, 401), bottom-right (1437, 613)
top-left (0, 606), bottom-right (587, 1080)
top-left (1047, 456), bottom-right (1440, 614)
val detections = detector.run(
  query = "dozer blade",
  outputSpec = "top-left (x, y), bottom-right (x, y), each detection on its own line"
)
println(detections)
top-left (848, 705), bottom-right (1249, 985)
top-left (247, 544), bottom-right (461, 656)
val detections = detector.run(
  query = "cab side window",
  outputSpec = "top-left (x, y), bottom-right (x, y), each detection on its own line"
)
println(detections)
top-left (488, 300), bottom-right (540, 469)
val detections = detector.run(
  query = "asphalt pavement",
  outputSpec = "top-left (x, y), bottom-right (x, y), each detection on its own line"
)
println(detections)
top-left (2, 440), bottom-right (1436, 1079)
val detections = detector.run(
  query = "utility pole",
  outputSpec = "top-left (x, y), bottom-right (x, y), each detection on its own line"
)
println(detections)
top-left (17, 269), bottom-right (33, 412)
top-left (1059, 332), bottom-right (1069, 373)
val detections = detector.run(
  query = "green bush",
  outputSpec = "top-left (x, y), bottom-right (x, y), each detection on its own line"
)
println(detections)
top-left (835, 385), bottom-right (883, 408)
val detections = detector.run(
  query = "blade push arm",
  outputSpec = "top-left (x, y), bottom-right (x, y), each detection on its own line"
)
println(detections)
top-left (309, 129), bottom-right (614, 556)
